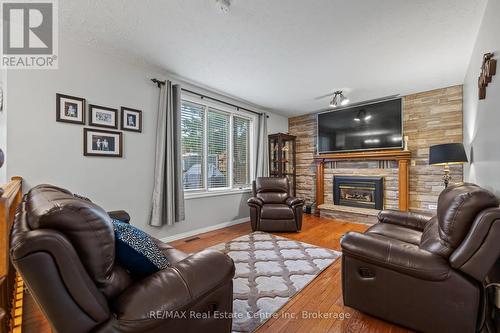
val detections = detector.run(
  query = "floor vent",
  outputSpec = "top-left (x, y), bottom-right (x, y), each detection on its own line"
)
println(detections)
top-left (185, 237), bottom-right (201, 243)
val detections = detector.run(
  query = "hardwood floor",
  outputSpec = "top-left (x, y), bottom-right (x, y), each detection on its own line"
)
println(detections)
top-left (22, 215), bottom-right (412, 333)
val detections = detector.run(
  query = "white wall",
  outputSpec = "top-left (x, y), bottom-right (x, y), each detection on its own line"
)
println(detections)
top-left (463, 0), bottom-right (500, 196)
top-left (6, 40), bottom-right (288, 239)
top-left (267, 113), bottom-right (288, 134)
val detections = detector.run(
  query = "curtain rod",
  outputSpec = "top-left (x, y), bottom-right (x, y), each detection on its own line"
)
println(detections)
top-left (151, 78), bottom-right (266, 117)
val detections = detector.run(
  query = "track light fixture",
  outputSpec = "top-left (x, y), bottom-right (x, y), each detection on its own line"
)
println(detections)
top-left (329, 91), bottom-right (349, 108)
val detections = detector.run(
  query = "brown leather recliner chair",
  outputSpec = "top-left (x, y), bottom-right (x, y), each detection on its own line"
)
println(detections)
top-left (10, 185), bottom-right (235, 333)
top-left (247, 177), bottom-right (304, 232)
top-left (341, 183), bottom-right (500, 333)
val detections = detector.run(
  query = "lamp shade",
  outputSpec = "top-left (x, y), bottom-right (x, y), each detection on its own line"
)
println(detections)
top-left (429, 143), bottom-right (468, 165)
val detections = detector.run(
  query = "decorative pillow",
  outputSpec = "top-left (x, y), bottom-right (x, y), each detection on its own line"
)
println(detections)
top-left (112, 220), bottom-right (170, 278)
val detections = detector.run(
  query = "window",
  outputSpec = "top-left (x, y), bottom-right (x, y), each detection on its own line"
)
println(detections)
top-left (233, 116), bottom-right (250, 186)
top-left (181, 101), bottom-right (205, 190)
top-left (181, 98), bottom-right (253, 194)
top-left (207, 109), bottom-right (229, 189)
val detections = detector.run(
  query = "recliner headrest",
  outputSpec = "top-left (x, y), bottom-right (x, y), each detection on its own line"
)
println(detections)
top-left (437, 183), bottom-right (499, 248)
top-left (255, 177), bottom-right (288, 193)
top-left (24, 184), bottom-right (115, 283)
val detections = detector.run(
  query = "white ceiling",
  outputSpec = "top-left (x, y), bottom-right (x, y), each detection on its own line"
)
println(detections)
top-left (61, 0), bottom-right (487, 116)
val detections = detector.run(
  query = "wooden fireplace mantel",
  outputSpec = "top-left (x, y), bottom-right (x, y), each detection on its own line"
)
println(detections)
top-left (313, 150), bottom-right (411, 212)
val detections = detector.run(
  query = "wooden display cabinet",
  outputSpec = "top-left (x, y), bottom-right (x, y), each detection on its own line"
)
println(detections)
top-left (268, 133), bottom-right (297, 196)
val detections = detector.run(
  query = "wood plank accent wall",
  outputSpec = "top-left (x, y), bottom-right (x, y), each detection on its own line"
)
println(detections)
top-left (404, 86), bottom-right (463, 213)
top-left (288, 85), bottom-right (463, 214)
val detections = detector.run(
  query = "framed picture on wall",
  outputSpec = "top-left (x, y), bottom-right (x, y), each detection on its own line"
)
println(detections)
top-left (89, 105), bottom-right (118, 129)
top-left (83, 128), bottom-right (123, 157)
top-left (121, 107), bottom-right (142, 132)
top-left (56, 93), bottom-right (86, 124)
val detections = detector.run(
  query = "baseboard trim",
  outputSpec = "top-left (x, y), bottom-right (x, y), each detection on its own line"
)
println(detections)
top-left (160, 217), bottom-right (250, 243)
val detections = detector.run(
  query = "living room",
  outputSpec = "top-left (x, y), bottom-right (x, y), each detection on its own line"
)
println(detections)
top-left (0, 1), bottom-right (499, 332)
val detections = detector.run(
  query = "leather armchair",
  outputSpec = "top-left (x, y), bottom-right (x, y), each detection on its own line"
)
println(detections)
top-left (247, 177), bottom-right (304, 232)
top-left (341, 183), bottom-right (500, 333)
top-left (10, 185), bottom-right (235, 333)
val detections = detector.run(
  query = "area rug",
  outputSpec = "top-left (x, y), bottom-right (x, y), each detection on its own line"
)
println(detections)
top-left (210, 232), bottom-right (341, 333)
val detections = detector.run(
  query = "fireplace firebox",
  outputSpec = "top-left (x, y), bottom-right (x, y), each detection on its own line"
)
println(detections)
top-left (333, 176), bottom-right (384, 210)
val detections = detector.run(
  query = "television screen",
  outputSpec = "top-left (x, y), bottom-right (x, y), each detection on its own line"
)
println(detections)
top-left (317, 98), bottom-right (402, 153)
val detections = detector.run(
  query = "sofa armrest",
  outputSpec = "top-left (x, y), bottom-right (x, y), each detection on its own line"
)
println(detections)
top-left (108, 210), bottom-right (130, 223)
top-left (247, 197), bottom-right (264, 207)
top-left (173, 249), bottom-right (235, 299)
top-left (113, 249), bottom-right (235, 321)
top-left (377, 210), bottom-right (432, 231)
top-left (341, 232), bottom-right (450, 281)
top-left (286, 197), bottom-right (304, 207)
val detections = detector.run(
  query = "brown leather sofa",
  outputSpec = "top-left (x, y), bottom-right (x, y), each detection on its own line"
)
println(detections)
top-left (247, 177), bottom-right (304, 232)
top-left (10, 185), bottom-right (235, 333)
top-left (341, 183), bottom-right (500, 333)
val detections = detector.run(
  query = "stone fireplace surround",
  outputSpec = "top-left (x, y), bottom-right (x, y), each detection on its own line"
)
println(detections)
top-left (314, 149), bottom-right (410, 224)
top-left (318, 161), bottom-right (398, 224)
top-left (288, 86), bottom-right (464, 219)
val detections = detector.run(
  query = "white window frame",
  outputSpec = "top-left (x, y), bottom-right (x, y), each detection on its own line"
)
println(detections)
top-left (181, 94), bottom-right (256, 199)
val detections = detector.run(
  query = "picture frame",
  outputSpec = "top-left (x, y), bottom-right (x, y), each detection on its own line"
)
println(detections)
top-left (121, 107), bottom-right (142, 132)
top-left (56, 93), bottom-right (86, 124)
top-left (83, 128), bottom-right (123, 157)
top-left (89, 104), bottom-right (118, 129)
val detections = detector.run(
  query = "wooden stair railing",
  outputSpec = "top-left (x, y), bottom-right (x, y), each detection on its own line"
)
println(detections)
top-left (0, 177), bottom-right (23, 333)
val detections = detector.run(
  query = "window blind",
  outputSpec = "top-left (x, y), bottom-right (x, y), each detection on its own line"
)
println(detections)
top-left (233, 116), bottom-right (250, 187)
top-left (207, 108), bottom-right (230, 189)
top-left (181, 99), bottom-right (253, 193)
top-left (181, 101), bottom-right (205, 190)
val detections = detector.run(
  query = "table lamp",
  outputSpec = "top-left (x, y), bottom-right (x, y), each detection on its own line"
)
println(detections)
top-left (429, 143), bottom-right (468, 188)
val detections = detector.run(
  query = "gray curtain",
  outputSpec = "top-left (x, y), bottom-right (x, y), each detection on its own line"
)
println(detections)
top-left (255, 113), bottom-right (269, 178)
top-left (150, 81), bottom-right (185, 226)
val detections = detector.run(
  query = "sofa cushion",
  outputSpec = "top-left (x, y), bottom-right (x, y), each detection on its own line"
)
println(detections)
top-left (261, 204), bottom-right (294, 220)
top-left (260, 219), bottom-right (297, 232)
top-left (366, 223), bottom-right (422, 245)
top-left (112, 220), bottom-right (169, 278)
top-left (420, 217), bottom-right (454, 258)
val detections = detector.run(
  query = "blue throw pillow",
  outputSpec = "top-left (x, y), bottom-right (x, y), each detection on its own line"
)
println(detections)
top-left (112, 220), bottom-right (169, 278)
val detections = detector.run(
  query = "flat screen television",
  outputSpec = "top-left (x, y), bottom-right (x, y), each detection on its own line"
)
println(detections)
top-left (317, 98), bottom-right (403, 153)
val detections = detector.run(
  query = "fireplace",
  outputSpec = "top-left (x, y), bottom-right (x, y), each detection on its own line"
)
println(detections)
top-left (333, 176), bottom-right (384, 210)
